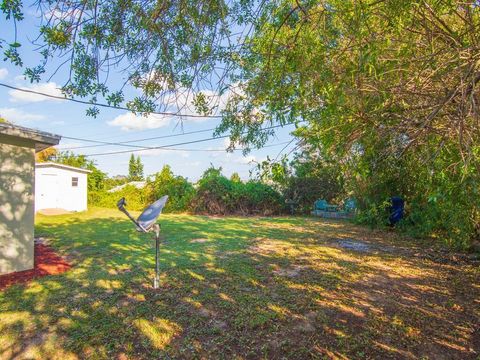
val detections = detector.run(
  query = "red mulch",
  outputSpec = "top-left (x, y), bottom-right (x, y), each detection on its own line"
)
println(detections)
top-left (0, 242), bottom-right (71, 291)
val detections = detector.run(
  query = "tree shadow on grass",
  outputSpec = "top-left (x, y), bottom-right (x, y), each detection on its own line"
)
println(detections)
top-left (0, 213), bottom-right (478, 359)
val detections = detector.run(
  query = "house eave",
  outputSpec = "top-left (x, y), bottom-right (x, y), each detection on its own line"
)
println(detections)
top-left (0, 123), bottom-right (61, 152)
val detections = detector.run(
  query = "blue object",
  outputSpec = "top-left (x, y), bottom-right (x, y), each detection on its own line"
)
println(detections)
top-left (314, 199), bottom-right (338, 212)
top-left (389, 196), bottom-right (404, 225)
top-left (314, 199), bottom-right (329, 211)
top-left (343, 198), bottom-right (357, 213)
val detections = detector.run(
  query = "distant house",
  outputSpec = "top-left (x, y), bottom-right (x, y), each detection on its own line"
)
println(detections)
top-left (35, 162), bottom-right (92, 212)
top-left (0, 123), bottom-right (60, 275)
top-left (107, 181), bottom-right (146, 193)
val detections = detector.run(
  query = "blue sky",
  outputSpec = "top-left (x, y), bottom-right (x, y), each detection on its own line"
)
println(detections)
top-left (0, 5), bottom-right (298, 181)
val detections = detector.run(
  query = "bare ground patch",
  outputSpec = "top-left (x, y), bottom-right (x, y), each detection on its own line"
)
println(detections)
top-left (246, 229), bottom-right (480, 359)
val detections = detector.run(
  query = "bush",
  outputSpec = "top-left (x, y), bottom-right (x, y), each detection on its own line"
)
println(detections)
top-left (191, 169), bottom-right (234, 215)
top-left (89, 185), bottom-right (148, 211)
top-left (346, 148), bottom-right (480, 250)
top-left (192, 166), bottom-right (285, 216)
top-left (145, 165), bottom-right (195, 213)
top-left (89, 166), bottom-right (286, 217)
top-left (228, 181), bottom-right (285, 215)
top-left (283, 175), bottom-right (344, 214)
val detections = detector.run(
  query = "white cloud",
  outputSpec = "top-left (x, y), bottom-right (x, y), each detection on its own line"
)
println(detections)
top-left (107, 83), bottom-right (244, 131)
top-left (43, 7), bottom-right (83, 21)
top-left (107, 112), bottom-right (172, 131)
top-left (0, 107), bottom-right (45, 123)
top-left (0, 68), bottom-right (8, 80)
top-left (9, 82), bottom-right (63, 103)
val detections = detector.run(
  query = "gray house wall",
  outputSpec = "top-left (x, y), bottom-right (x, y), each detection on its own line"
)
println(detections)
top-left (0, 136), bottom-right (36, 274)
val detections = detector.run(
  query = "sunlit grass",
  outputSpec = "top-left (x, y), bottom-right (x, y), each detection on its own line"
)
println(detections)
top-left (0, 208), bottom-right (478, 359)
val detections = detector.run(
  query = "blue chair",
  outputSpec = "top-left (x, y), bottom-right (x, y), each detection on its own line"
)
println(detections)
top-left (344, 198), bottom-right (357, 213)
top-left (314, 199), bottom-right (329, 211)
top-left (314, 199), bottom-right (338, 212)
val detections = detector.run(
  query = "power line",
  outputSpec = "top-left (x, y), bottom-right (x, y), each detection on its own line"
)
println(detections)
top-left (83, 123), bottom-right (296, 157)
top-left (61, 127), bottom-right (217, 150)
top-left (126, 141), bottom-right (293, 153)
top-left (0, 82), bottom-right (223, 118)
top-left (62, 120), bottom-right (301, 150)
top-left (60, 122), bottom-right (298, 153)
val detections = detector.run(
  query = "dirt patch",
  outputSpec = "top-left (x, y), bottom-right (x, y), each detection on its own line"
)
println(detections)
top-left (36, 208), bottom-right (72, 216)
top-left (330, 237), bottom-right (480, 265)
top-left (248, 239), bottom-right (292, 256)
top-left (211, 319), bottom-right (228, 330)
top-left (293, 313), bottom-right (316, 333)
top-left (0, 241), bottom-right (71, 290)
top-left (197, 307), bottom-right (217, 318)
top-left (472, 325), bottom-right (480, 354)
top-left (329, 237), bottom-right (397, 254)
top-left (336, 239), bottom-right (373, 252)
top-left (190, 238), bottom-right (209, 243)
top-left (272, 265), bottom-right (307, 278)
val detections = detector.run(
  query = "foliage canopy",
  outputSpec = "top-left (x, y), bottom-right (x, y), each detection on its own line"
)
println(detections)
top-left (2, 0), bottom-right (479, 247)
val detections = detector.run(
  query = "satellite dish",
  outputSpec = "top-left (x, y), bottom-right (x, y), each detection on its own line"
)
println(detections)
top-left (137, 195), bottom-right (168, 231)
top-left (117, 195), bottom-right (169, 289)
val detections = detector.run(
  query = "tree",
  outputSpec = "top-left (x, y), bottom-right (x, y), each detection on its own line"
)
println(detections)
top-left (230, 172), bottom-right (241, 183)
top-left (215, 0), bottom-right (479, 248)
top-left (0, 0), bottom-right (250, 117)
top-left (128, 154), bottom-right (144, 181)
top-left (135, 156), bottom-right (144, 181)
top-left (128, 155), bottom-right (136, 181)
top-left (35, 148), bottom-right (57, 162)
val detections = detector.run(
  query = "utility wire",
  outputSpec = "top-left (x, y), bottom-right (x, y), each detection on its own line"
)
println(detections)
top-left (83, 123), bottom-right (296, 157)
top-left (126, 141), bottom-right (292, 153)
top-left (0, 82), bottom-right (301, 155)
top-left (0, 82), bottom-right (222, 118)
top-left (61, 127), bottom-right (217, 150)
top-left (60, 122), bottom-right (297, 154)
top-left (62, 120), bottom-right (301, 151)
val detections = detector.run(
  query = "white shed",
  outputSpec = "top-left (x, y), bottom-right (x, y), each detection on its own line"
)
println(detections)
top-left (35, 162), bottom-right (92, 212)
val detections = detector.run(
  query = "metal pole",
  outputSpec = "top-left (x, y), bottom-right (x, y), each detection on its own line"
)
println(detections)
top-left (153, 224), bottom-right (160, 289)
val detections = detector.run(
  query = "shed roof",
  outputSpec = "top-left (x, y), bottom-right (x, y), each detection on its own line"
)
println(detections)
top-left (36, 162), bottom-right (93, 174)
top-left (0, 123), bottom-right (61, 152)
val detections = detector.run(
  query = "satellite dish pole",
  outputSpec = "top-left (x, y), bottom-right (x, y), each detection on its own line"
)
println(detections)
top-left (117, 196), bottom-right (168, 289)
top-left (152, 223), bottom-right (160, 289)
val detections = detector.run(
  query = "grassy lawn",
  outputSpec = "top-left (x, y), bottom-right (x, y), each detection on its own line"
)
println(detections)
top-left (0, 208), bottom-right (479, 359)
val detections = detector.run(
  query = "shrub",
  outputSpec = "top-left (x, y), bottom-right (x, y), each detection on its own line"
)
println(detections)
top-left (283, 175), bottom-right (344, 214)
top-left (89, 185), bottom-right (148, 211)
top-left (191, 166), bottom-right (284, 216)
top-left (145, 165), bottom-right (195, 213)
top-left (89, 166), bottom-right (285, 217)
top-left (191, 170), bottom-right (233, 215)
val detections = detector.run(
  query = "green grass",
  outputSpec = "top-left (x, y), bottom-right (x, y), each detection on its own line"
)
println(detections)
top-left (1, 208), bottom-right (479, 359)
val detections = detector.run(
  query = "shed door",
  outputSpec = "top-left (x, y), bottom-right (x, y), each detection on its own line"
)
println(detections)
top-left (39, 174), bottom-right (59, 209)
